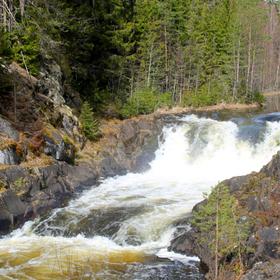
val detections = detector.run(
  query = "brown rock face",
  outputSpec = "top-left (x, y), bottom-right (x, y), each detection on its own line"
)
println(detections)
top-left (0, 114), bottom-right (163, 235)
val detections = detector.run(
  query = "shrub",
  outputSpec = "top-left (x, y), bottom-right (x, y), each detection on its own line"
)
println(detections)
top-left (158, 92), bottom-right (173, 108)
top-left (0, 29), bottom-right (12, 58)
top-left (0, 25), bottom-right (40, 75)
top-left (252, 91), bottom-right (265, 106)
top-left (182, 79), bottom-right (231, 107)
top-left (120, 88), bottom-right (173, 118)
top-left (80, 102), bottom-right (101, 141)
top-left (9, 25), bottom-right (41, 76)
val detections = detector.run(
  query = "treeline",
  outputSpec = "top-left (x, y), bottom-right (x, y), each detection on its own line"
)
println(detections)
top-left (0, 0), bottom-right (280, 117)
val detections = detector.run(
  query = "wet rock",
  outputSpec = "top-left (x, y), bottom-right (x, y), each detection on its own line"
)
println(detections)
top-left (4, 166), bottom-right (28, 182)
top-left (0, 147), bottom-right (20, 165)
top-left (170, 149), bottom-right (280, 279)
top-left (255, 227), bottom-right (280, 259)
top-left (223, 173), bottom-right (252, 192)
top-left (43, 132), bottom-right (75, 164)
top-left (63, 163), bottom-right (98, 188)
top-left (169, 229), bottom-right (195, 255)
top-left (99, 155), bottom-right (126, 177)
top-left (0, 190), bottom-right (27, 232)
top-left (120, 121), bottom-right (138, 144)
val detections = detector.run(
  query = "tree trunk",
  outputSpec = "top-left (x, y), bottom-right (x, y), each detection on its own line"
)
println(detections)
top-left (232, 207), bottom-right (244, 276)
top-left (233, 37), bottom-right (240, 99)
top-left (214, 186), bottom-right (220, 280)
top-left (2, 0), bottom-right (7, 31)
top-left (246, 26), bottom-right (252, 95)
top-left (195, 67), bottom-right (200, 95)
top-left (275, 52), bottom-right (280, 90)
top-left (250, 48), bottom-right (256, 94)
top-left (12, 74), bottom-right (17, 123)
top-left (19, 0), bottom-right (25, 17)
top-left (164, 25), bottom-right (169, 92)
top-left (130, 70), bottom-right (134, 98)
top-left (147, 44), bottom-right (153, 88)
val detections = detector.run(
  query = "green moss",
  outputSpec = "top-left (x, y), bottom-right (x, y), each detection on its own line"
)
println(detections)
top-left (11, 177), bottom-right (27, 195)
top-left (43, 125), bottom-right (62, 145)
top-left (0, 179), bottom-right (8, 193)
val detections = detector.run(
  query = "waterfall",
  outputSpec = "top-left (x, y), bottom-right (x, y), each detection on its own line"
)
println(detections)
top-left (1, 113), bottom-right (280, 279)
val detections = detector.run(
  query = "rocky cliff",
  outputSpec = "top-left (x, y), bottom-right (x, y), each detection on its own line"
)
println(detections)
top-left (170, 152), bottom-right (280, 279)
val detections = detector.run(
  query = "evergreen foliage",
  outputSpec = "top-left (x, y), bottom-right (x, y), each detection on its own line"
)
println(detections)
top-left (192, 183), bottom-right (251, 277)
top-left (120, 89), bottom-right (172, 118)
top-left (79, 102), bottom-right (101, 141)
top-left (0, 0), bottom-right (278, 115)
top-left (10, 25), bottom-right (41, 75)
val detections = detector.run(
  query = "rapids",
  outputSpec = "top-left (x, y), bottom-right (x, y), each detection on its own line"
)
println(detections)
top-left (1, 113), bottom-right (280, 280)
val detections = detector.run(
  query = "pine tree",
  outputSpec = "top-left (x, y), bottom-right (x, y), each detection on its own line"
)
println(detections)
top-left (79, 102), bottom-right (100, 141)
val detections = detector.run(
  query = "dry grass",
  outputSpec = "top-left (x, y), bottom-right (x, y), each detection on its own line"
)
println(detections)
top-left (0, 136), bottom-right (17, 150)
top-left (20, 154), bottom-right (54, 169)
top-left (154, 103), bottom-right (259, 116)
top-left (0, 164), bottom-right (11, 171)
top-left (76, 141), bottom-right (102, 162)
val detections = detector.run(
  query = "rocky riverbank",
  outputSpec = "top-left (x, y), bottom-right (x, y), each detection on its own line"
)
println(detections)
top-left (0, 115), bottom-right (163, 235)
top-left (170, 152), bottom-right (280, 280)
top-left (0, 60), bottom-right (165, 235)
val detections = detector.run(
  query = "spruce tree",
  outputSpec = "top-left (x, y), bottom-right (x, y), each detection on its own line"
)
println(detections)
top-left (79, 102), bottom-right (100, 141)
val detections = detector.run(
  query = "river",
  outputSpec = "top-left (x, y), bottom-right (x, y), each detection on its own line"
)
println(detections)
top-left (1, 112), bottom-right (280, 280)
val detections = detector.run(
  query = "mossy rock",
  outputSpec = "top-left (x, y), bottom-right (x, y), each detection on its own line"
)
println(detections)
top-left (0, 178), bottom-right (8, 193)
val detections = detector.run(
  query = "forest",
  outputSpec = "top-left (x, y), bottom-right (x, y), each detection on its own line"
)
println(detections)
top-left (1, 0), bottom-right (280, 117)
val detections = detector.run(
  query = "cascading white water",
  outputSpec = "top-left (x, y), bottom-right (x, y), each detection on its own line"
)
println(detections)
top-left (1, 113), bottom-right (280, 280)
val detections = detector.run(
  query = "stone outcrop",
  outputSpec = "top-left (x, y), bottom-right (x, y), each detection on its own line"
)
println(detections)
top-left (0, 147), bottom-right (20, 165)
top-left (0, 115), bottom-right (163, 235)
top-left (170, 152), bottom-right (280, 279)
top-left (0, 116), bottom-right (19, 141)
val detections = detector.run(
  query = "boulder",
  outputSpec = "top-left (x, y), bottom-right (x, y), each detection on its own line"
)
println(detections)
top-left (0, 190), bottom-right (27, 232)
top-left (241, 262), bottom-right (280, 280)
top-left (43, 129), bottom-right (76, 164)
top-left (0, 147), bottom-right (20, 165)
top-left (0, 116), bottom-right (19, 141)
